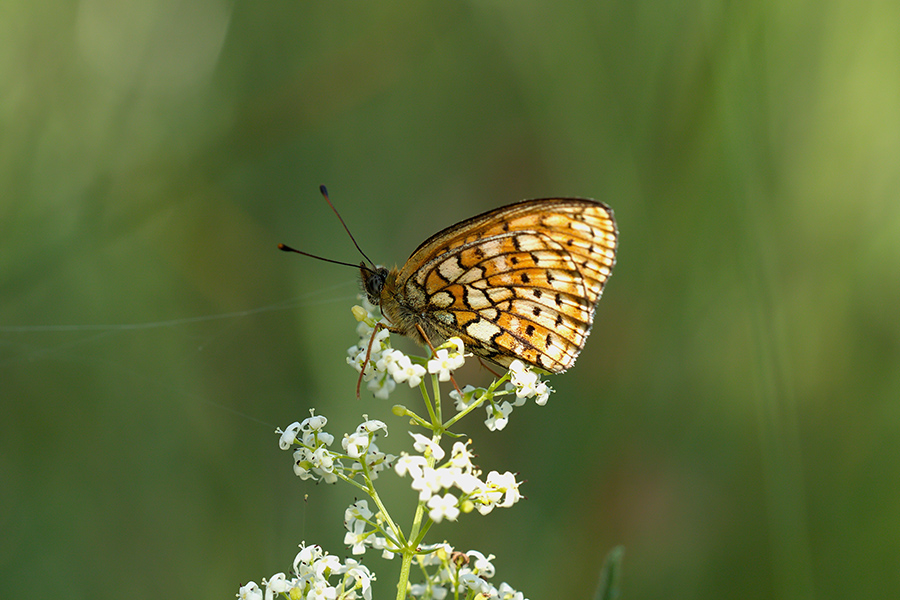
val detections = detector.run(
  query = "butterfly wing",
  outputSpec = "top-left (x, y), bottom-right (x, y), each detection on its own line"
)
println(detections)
top-left (396, 198), bottom-right (618, 372)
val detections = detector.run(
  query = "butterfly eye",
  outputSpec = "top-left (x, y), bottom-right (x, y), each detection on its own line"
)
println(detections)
top-left (361, 265), bottom-right (389, 306)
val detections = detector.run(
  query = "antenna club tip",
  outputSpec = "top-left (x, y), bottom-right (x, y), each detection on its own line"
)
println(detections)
top-left (319, 184), bottom-right (328, 196)
top-left (277, 243), bottom-right (292, 252)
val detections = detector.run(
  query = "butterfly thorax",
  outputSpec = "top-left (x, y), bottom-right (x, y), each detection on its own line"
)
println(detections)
top-left (360, 263), bottom-right (439, 346)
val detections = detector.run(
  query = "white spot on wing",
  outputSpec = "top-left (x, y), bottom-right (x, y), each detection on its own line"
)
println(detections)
top-left (457, 266), bottom-right (484, 285)
top-left (438, 256), bottom-right (463, 282)
top-left (466, 319), bottom-right (501, 343)
top-left (516, 234), bottom-right (544, 252)
top-left (466, 288), bottom-right (491, 310)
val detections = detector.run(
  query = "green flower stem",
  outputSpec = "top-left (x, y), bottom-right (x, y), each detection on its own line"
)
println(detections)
top-left (418, 379), bottom-right (438, 428)
top-left (358, 448), bottom-right (407, 552)
top-left (395, 374), bottom-right (445, 600)
top-left (335, 471), bottom-right (370, 496)
top-left (442, 373), bottom-right (511, 430)
top-left (431, 375), bottom-right (443, 426)
top-left (393, 406), bottom-right (432, 430)
top-left (410, 513), bottom-right (436, 548)
top-left (395, 551), bottom-right (414, 600)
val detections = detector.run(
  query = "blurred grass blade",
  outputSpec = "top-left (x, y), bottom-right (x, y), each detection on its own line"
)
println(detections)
top-left (593, 545), bottom-right (625, 600)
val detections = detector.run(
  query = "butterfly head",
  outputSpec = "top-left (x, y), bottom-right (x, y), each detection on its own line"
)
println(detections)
top-left (360, 263), bottom-right (390, 306)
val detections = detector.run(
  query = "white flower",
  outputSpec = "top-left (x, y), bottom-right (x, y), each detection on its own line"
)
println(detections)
top-left (278, 422), bottom-right (302, 449)
top-left (506, 359), bottom-right (553, 405)
top-left (311, 446), bottom-right (335, 474)
top-left (372, 535), bottom-right (400, 560)
top-left (313, 553), bottom-right (342, 579)
top-left (344, 500), bottom-right (373, 524)
top-left (496, 581), bottom-right (526, 599)
top-left (302, 412), bottom-right (328, 432)
top-left (409, 432), bottom-right (446, 460)
top-left (459, 571), bottom-right (490, 594)
top-left (446, 336), bottom-right (465, 356)
top-left (294, 543), bottom-right (323, 568)
top-left (512, 371), bottom-right (538, 399)
top-left (448, 441), bottom-right (476, 471)
top-left (355, 321), bottom-right (373, 341)
top-left (450, 384), bottom-right (480, 411)
top-left (391, 354), bottom-right (427, 387)
top-left (293, 446), bottom-right (338, 483)
top-left (466, 550), bottom-right (496, 578)
top-left (487, 471), bottom-right (522, 508)
top-left (367, 373), bottom-right (396, 399)
top-left (507, 359), bottom-right (527, 379)
top-left (237, 581), bottom-right (263, 600)
top-left (294, 414), bottom-right (334, 447)
top-left (394, 453), bottom-right (427, 479)
top-left (346, 346), bottom-right (366, 373)
top-left (342, 431), bottom-right (369, 459)
top-left (343, 519), bottom-right (369, 555)
top-left (533, 380), bottom-right (551, 405)
top-left (375, 348), bottom-right (404, 375)
top-left (306, 579), bottom-right (337, 600)
top-left (363, 444), bottom-right (395, 480)
top-left (435, 465), bottom-right (461, 490)
top-left (454, 471), bottom-right (482, 494)
top-left (426, 493), bottom-right (460, 523)
top-left (343, 560), bottom-right (374, 600)
top-left (410, 466), bottom-right (443, 501)
top-left (357, 418), bottom-right (388, 436)
top-left (471, 471), bottom-right (523, 514)
top-left (263, 573), bottom-right (290, 600)
top-left (371, 325), bottom-right (391, 347)
top-left (484, 401), bottom-right (513, 431)
top-left (428, 348), bottom-right (459, 381)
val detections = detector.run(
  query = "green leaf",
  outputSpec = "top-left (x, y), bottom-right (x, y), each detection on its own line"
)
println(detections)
top-left (592, 545), bottom-right (625, 600)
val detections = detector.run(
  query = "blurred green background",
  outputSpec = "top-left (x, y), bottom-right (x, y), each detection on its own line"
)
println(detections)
top-left (3, 1), bottom-right (899, 599)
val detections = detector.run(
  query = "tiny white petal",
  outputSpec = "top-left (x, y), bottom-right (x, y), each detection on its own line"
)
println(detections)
top-left (278, 422), bottom-right (302, 449)
top-left (409, 432), bottom-right (445, 460)
top-left (426, 493), bottom-right (460, 523)
top-left (237, 582), bottom-right (263, 600)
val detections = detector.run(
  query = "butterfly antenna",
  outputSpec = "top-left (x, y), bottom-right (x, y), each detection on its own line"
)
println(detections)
top-left (277, 244), bottom-right (363, 270)
top-left (319, 185), bottom-right (378, 271)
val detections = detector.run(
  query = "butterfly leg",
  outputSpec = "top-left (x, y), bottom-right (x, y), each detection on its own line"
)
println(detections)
top-left (476, 357), bottom-right (503, 378)
top-left (357, 321), bottom-right (395, 399)
top-left (357, 321), bottom-right (464, 400)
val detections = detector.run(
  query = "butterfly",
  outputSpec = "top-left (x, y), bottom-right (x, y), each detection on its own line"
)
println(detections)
top-left (358, 197), bottom-right (617, 373)
top-left (281, 189), bottom-right (617, 374)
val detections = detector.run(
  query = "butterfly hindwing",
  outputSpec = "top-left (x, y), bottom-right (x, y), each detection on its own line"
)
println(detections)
top-left (389, 198), bottom-right (617, 373)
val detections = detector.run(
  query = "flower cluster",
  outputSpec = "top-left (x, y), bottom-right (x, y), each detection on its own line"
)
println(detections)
top-left (449, 359), bottom-right (554, 431)
top-left (237, 543), bottom-right (374, 600)
top-left (241, 305), bottom-right (545, 600)
top-left (407, 545), bottom-right (527, 600)
top-left (278, 412), bottom-right (395, 485)
top-left (394, 438), bottom-right (523, 522)
top-left (282, 422), bottom-right (524, 562)
top-left (346, 302), bottom-right (467, 399)
top-left (342, 499), bottom-right (401, 559)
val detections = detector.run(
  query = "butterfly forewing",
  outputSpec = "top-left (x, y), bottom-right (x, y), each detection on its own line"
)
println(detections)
top-left (380, 198), bottom-right (617, 373)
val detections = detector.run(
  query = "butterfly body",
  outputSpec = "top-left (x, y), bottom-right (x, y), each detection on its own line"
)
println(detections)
top-left (363, 198), bottom-right (618, 373)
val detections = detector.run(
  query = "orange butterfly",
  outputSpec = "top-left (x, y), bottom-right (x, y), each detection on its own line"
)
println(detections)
top-left (282, 189), bottom-right (617, 374)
